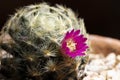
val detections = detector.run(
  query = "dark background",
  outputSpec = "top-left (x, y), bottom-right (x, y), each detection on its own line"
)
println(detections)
top-left (0, 0), bottom-right (120, 39)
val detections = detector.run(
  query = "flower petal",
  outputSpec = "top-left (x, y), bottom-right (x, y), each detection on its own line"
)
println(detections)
top-left (73, 30), bottom-right (80, 36)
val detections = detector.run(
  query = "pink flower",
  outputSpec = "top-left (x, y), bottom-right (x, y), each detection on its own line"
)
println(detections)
top-left (61, 29), bottom-right (88, 58)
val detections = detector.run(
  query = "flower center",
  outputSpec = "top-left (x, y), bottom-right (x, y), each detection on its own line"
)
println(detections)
top-left (67, 39), bottom-right (76, 52)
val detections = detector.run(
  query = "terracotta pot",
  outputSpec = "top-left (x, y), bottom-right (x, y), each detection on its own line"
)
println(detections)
top-left (89, 34), bottom-right (120, 56)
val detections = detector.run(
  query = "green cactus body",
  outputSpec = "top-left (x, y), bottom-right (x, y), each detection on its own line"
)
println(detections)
top-left (0, 3), bottom-right (88, 80)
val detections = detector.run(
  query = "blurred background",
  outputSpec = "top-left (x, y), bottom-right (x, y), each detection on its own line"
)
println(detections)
top-left (0, 0), bottom-right (119, 39)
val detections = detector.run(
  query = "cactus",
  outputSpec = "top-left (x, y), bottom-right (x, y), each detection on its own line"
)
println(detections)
top-left (0, 3), bottom-right (88, 80)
